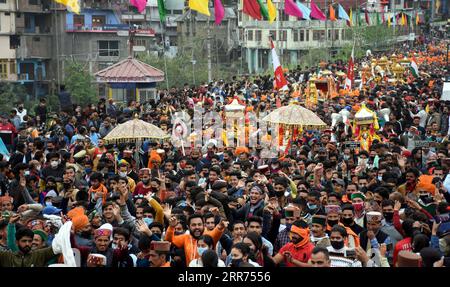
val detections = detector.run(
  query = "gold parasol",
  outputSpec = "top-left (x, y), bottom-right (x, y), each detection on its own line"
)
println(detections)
top-left (262, 102), bottom-right (327, 130)
top-left (103, 117), bottom-right (170, 144)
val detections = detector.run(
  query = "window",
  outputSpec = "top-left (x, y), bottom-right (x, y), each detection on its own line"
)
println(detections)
top-left (335, 30), bottom-right (339, 40)
top-left (300, 30), bottom-right (304, 41)
top-left (280, 30), bottom-right (287, 41)
top-left (73, 15), bottom-right (85, 27)
top-left (247, 30), bottom-right (253, 41)
top-left (395, 0), bottom-right (400, 4)
top-left (293, 30), bottom-right (298, 42)
top-left (135, 39), bottom-right (147, 46)
top-left (92, 15), bottom-right (105, 26)
top-left (172, 10), bottom-right (182, 14)
top-left (0, 0), bottom-right (7, 3)
top-left (328, 30), bottom-right (331, 40)
top-left (98, 41), bottom-right (119, 57)
top-left (270, 30), bottom-right (276, 40)
top-left (10, 61), bottom-right (16, 75)
top-left (305, 30), bottom-right (309, 41)
top-left (0, 60), bottom-right (7, 79)
top-left (28, 0), bottom-right (38, 5)
top-left (313, 30), bottom-right (320, 41)
top-left (255, 30), bottom-right (262, 41)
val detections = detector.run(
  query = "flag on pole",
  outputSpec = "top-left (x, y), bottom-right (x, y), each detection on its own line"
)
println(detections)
top-left (189, 0), bottom-right (210, 16)
top-left (214, 0), bottom-right (225, 24)
top-left (376, 11), bottom-right (381, 25)
top-left (415, 13), bottom-right (419, 25)
top-left (310, 0), bottom-right (327, 21)
top-left (296, 2), bottom-right (311, 20)
top-left (130, 0), bottom-right (147, 13)
top-left (267, 0), bottom-right (277, 23)
top-left (284, 0), bottom-right (303, 18)
top-left (157, 0), bottom-right (167, 22)
top-left (256, 0), bottom-right (270, 20)
top-left (337, 4), bottom-right (349, 21)
top-left (329, 4), bottom-right (336, 21)
top-left (345, 45), bottom-right (354, 90)
top-left (270, 38), bottom-right (288, 90)
top-left (243, 0), bottom-right (262, 20)
top-left (54, 0), bottom-right (80, 14)
top-left (365, 10), bottom-right (370, 25)
top-left (387, 14), bottom-right (391, 26)
top-left (410, 59), bottom-right (419, 78)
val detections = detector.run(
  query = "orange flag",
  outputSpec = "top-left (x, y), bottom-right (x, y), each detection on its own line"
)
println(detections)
top-left (329, 4), bottom-right (336, 21)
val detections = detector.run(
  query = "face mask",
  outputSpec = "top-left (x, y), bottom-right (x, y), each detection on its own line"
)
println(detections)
top-left (341, 217), bottom-right (354, 226)
top-left (85, 168), bottom-right (92, 174)
top-left (343, 155), bottom-right (350, 160)
top-left (36, 166), bottom-right (41, 171)
top-left (352, 202), bottom-right (364, 212)
top-left (142, 179), bottom-right (150, 185)
top-left (230, 258), bottom-right (243, 267)
top-left (285, 223), bottom-right (292, 230)
top-left (377, 175), bottom-right (383, 181)
top-left (174, 231), bottom-right (184, 236)
top-left (119, 172), bottom-right (127, 177)
top-left (330, 240), bottom-right (344, 250)
top-left (112, 243), bottom-right (117, 249)
top-left (24, 170), bottom-right (30, 176)
top-left (328, 219), bottom-right (339, 227)
top-left (45, 200), bottom-right (53, 206)
top-left (50, 160), bottom-right (59, 168)
top-left (143, 217), bottom-right (154, 226)
top-left (63, 183), bottom-right (72, 190)
top-left (197, 247), bottom-right (208, 256)
top-left (358, 158), bottom-right (368, 166)
top-left (307, 202), bottom-right (318, 210)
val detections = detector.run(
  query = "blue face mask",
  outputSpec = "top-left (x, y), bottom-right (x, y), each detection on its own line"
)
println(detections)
top-left (143, 217), bottom-right (154, 226)
top-left (197, 247), bottom-right (208, 256)
top-left (307, 202), bottom-right (318, 210)
top-left (85, 168), bottom-right (92, 174)
top-left (285, 223), bottom-right (292, 231)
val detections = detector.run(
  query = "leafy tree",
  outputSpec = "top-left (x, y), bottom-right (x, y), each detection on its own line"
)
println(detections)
top-left (64, 61), bottom-right (97, 105)
top-left (0, 82), bottom-right (26, 114)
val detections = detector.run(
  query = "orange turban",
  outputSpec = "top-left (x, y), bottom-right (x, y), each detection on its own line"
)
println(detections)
top-left (148, 150), bottom-right (162, 169)
top-left (235, 146), bottom-right (249, 156)
top-left (67, 207), bottom-right (85, 219)
top-left (72, 215), bottom-right (90, 232)
top-left (417, 175), bottom-right (436, 195)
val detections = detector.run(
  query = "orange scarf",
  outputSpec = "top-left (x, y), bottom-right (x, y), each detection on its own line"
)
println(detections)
top-left (88, 183), bottom-right (108, 205)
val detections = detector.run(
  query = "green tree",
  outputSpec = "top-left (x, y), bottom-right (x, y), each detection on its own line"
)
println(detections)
top-left (64, 61), bottom-right (97, 104)
top-left (0, 83), bottom-right (26, 114)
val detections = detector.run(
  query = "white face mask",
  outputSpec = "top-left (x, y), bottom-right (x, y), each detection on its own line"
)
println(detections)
top-left (24, 170), bottom-right (30, 176)
top-left (50, 160), bottom-right (59, 168)
top-left (119, 172), bottom-right (127, 177)
top-left (36, 165), bottom-right (41, 171)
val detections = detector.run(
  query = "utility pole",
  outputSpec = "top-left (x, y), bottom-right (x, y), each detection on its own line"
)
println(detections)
top-left (325, 0), bottom-right (329, 62)
top-left (160, 19), bottom-right (169, 90)
top-left (53, 2), bottom-right (60, 92)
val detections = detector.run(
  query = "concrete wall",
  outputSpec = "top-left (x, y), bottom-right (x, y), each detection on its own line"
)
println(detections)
top-left (0, 37), bottom-right (16, 59)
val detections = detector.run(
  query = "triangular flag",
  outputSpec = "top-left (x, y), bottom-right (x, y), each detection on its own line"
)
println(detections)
top-left (310, 0), bottom-right (327, 21)
top-left (129, 0), bottom-right (147, 13)
top-left (267, 0), bottom-right (277, 23)
top-left (365, 10), bottom-right (370, 25)
top-left (270, 38), bottom-right (288, 90)
top-left (338, 4), bottom-right (349, 21)
top-left (243, 0), bottom-right (262, 20)
top-left (189, 0), bottom-right (210, 16)
top-left (214, 0), bottom-right (225, 25)
top-left (54, 0), bottom-right (80, 14)
top-left (157, 0), bottom-right (167, 22)
top-left (296, 2), bottom-right (311, 20)
top-left (256, 0), bottom-right (270, 20)
top-left (329, 4), bottom-right (336, 21)
top-left (284, 0), bottom-right (303, 18)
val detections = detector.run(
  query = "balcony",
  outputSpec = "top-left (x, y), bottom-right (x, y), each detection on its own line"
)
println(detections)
top-left (65, 24), bottom-right (156, 36)
top-left (16, 35), bottom-right (52, 59)
top-left (17, 0), bottom-right (51, 13)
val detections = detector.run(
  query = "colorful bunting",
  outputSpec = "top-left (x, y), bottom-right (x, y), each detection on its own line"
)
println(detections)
top-left (329, 4), bottom-right (336, 21)
top-left (189, 0), bottom-right (210, 16)
top-left (214, 0), bottom-right (224, 25)
top-left (284, 0), bottom-right (303, 19)
top-left (243, 0), bottom-right (262, 20)
top-left (338, 4), bottom-right (350, 21)
top-left (267, 0), bottom-right (277, 23)
top-left (130, 0), bottom-right (147, 13)
top-left (296, 2), bottom-right (311, 20)
top-left (157, 0), bottom-right (166, 22)
top-left (54, 0), bottom-right (80, 14)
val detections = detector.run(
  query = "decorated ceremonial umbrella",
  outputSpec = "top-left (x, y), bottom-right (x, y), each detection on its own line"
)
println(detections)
top-left (262, 102), bottom-right (327, 150)
top-left (104, 116), bottom-right (170, 169)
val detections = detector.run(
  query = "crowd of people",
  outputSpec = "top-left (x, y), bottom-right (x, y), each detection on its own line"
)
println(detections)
top-left (0, 39), bottom-right (449, 268)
